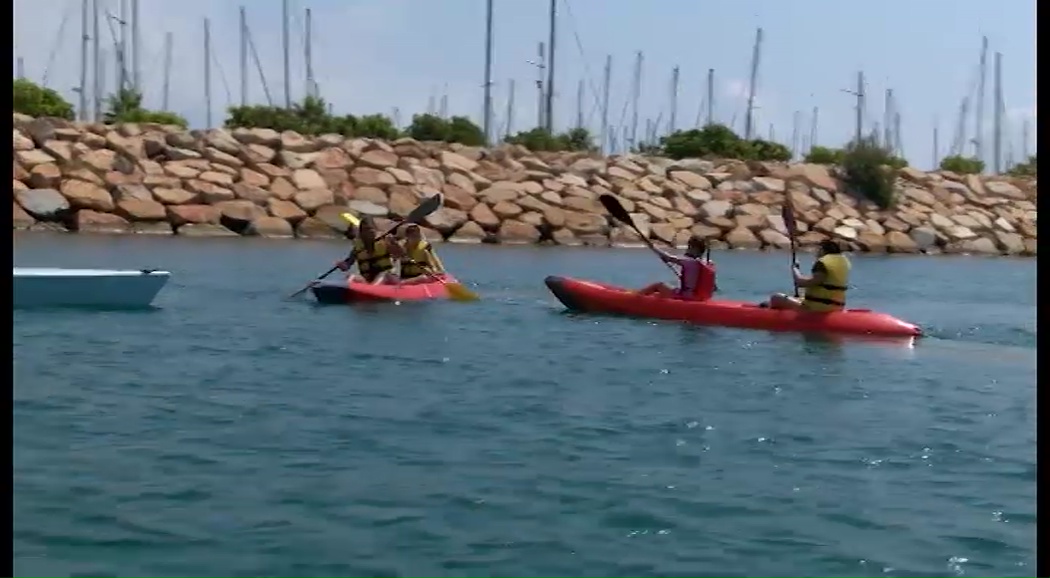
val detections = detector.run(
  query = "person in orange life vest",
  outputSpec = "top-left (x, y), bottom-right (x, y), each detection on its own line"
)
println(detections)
top-left (636, 235), bottom-right (717, 300)
top-left (764, 239), bottom-right (851, 311)
top-left (334, 216), bottom-right (405, 285)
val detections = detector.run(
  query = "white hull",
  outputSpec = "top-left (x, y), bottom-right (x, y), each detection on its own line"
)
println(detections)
top-left (13, 267), bottom-right (171, 308)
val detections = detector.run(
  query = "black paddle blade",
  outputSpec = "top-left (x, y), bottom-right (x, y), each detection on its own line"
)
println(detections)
top-left (599, 194), bottom-right (633, 225)
top-left (781, 203), bottom-right (798, 237)
top-left (405, 193), bottom-right (444, 223)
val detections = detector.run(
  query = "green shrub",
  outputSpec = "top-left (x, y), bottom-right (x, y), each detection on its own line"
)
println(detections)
top-left (1007, 155), bottom-right (1037, 178)
top-left (404, 114), bottom-right (486, 146)
top-left (505, 127), bottom-right (597, 152)
top-left (659, 124), bottom-right (791, 161)
top-left (225, 96), bottom-right (358, 136)
top-left (840, 136), bottom-right (901, 209)
top-left (13, 78), bottom-right (75, 120)
top-left (354, 114), bottom-right (400, 140)
top-left (744, 138), bottom-right (792, 162)
top-left (103, 88), bottom-right (188, 128)
top-left (938, 154), bottom-right (984, 174)
top-left (804, 146), bottom-right (844, 165)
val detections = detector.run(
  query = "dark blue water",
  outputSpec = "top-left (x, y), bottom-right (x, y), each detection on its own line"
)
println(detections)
top-left (14, 233), bottom-right (1036, 577)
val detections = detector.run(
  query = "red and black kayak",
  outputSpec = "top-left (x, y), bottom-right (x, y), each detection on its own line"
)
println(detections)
top-left (544, 276), bottom-right (922, 338)
top-left (312, 275), bottom-right (460, 304)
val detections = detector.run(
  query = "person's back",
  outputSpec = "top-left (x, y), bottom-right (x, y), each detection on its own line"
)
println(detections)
top-left (801, 250), bottom-right (851, 312)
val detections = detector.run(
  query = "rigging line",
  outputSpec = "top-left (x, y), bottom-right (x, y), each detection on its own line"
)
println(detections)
top-left (42, 0), bottom-right (75, 88)
top-left (211, 42), bottom-right (234, 107)
top-left (246, 26), bottom-right (274, 106)
top-left (561, 0), bottom-right (606, 128)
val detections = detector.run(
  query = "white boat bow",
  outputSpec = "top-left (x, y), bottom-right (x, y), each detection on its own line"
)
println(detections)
top-left (13, 267), bottom-right (171, 308)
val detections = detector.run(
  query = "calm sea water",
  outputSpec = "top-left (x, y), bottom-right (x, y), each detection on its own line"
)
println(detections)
top-left (14, 232), bottom-right (1036, 577)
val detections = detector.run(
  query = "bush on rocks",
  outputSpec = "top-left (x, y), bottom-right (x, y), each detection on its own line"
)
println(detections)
top-left (405, 113), bottom-right (487, 146)
top-left (658, 124), bottom-right (791, 162)
top-left (226, 95), bottom-right (358, 136)
top-left (804, 146), bottom-right (844, 165)
top-left (504, 127), bottom-right (597, 153)
top-left (1008, 155), bottom-right (1037, 178)
top-left (841, 136), bottom-right (901, 209)
top-left (104, 88), bottom-right (188, 128)
top-left (939, 155), bottom-right (985, 175)
top-left (13, 79), bottom-right (75, 120)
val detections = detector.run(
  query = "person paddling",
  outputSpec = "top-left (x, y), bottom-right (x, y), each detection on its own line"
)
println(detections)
top-left (636, 235), bottom-right (717, 301)
top-left (397, 224), bottom-right (447, 285)
top-left (335, 216), bottom-right (404, 285)
top-left (764, 239), bottom-right (851, 311)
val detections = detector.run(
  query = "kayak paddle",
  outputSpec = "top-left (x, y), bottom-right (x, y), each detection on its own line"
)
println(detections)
top-left (340, 211), bottom-right (361, 228)
top-left (781, 201), bottom-right (800, 298)
top-left (285, 194), bottom-right (445, 300)
top-left (598, 194), bottom-right (679, 277)
top-left (419, 265), bottom-right (479, 302)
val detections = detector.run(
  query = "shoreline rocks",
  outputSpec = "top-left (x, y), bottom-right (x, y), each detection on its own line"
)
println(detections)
top-left (12, 113), bottom-right (1037, 257)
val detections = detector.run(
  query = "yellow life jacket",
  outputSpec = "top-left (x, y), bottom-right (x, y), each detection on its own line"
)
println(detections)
top-left (352, 238), bottom-right (393, 280)
top-left (399, 241), bottom-right (433, 279)
top-left (803, 254), bottom-right (851, 312)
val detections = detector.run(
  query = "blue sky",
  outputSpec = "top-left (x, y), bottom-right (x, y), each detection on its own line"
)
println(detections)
top-left (14, 0), bottom-right (1036, 170)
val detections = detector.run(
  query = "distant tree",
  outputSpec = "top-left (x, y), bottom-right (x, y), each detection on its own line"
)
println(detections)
top-left (103, 88), bottom-right (188, 127)
top-left (939, 155), bottom-right (985, 174)
top-left (840, 136), bottom-right (901, 209)
top-left (1007, 155), bottom-right (1037, 178)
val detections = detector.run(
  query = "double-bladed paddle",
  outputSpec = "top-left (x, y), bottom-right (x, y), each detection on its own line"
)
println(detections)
top-left (285, 193), bottom-right (444, 300)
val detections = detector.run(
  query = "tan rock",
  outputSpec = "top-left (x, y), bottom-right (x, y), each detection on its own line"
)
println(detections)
top-left (28, 163), bottom-right (62, 189)
top-left (293, 188), bottom-right (335, 213)
top-left (758, 229), bottom-right (791, 248)
top-left (492, 200), bottom-right (523, 219)
top-left (551, 228), bottom-right (580, 246)
top-left (426, 207), bottom-right (469, 234)
top-left (439, 150), bottom-right (479, 174)
top-left (563, 211), bottom-right (607, 236)
top-left (15, 149), bottom-right (54, 168)
top-left (231, 182), bottom-right (271, 205)
top-left (178, 223), bottom-right (238, 237)
top-left (350, 185), bottom-right (388, 204)
top-left (267, 198), bottom-right (308, 223)
top-left (74, 209), bottom-right (130, 233)
top-left (185, 179), bottom-right (235, 204)
top-left (498, 220), bottom-right (541, 244)
top-left (668, 171), bottom-right (711, 190)
top-left (116, 198), bottom-right (167, 221)
top-left (60, 180), bottom-right (114, 211)
top-left (441, 184), bottom-right (479, 211)
top-left (153, 187), bottom-right (197, 205)
top-left (468, 203), bottom-right (500, 230)
top-left (388, 186), bottom-right (422, 216)
top-left (312, 147), bottom-right (352, 171)
top-left (358, 150), bottom-right (398, 170)
top-left (295, 216), bottom-right (342, 239)
top-left (448, 220), bottom-right (487, 243)
top-left (351, 166), bottom-right (396, 187)
top-left (165, 204), bottom-right (220, 226)
top-left (725, 226), bottom-right (760, 249)
top-left (247, 216), bottom-right (295, 238)
top-left (13, 202), bottom-right (35, 229)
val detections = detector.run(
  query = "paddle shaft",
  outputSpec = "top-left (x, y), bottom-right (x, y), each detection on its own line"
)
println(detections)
top-left (782, 203), bottom-right (800, 298)
top-left (286, 222), bottom-right (406, 299)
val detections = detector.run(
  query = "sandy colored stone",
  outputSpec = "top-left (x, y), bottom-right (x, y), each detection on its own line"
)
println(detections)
top-left (470, 203), bottom-right (500, 230)
top-left (167, 204), bottom-right (221, 226)
top-left (178, 223), bottom-right (238, 237)
top-left (74, 209), bottom-right (130, 233)
top-left (248, 216), bottom-right (295, 238)
top-left (448, 220), bottom-right (487, 243)
top-left (60, 180), bottom-right (114, 211)
top-left (267, 198), bottom-right (308, 223)
top-left (13, 202), bottom-right (36, 229)
top-left (116, 198), bottom-right (167, 221)
top-left (497, 220), bottom-right (541, 244)
top-left (295, 216), bottom-right (342, 239)
top-left (293, 188), bottom-right (335, 213)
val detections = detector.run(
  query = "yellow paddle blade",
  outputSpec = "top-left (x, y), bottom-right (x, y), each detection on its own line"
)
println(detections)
top-left (340, 212), bottom-right (361, 227)
top-left (444, 282), bottom-right (479, 302)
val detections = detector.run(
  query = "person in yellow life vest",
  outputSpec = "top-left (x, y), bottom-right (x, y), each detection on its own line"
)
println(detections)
top-left (334, 216), bottom-right (404, 284)
top-left (397, 223), bottom-right (446, 285)
top-left (765, 239), bottom-right (851, 312)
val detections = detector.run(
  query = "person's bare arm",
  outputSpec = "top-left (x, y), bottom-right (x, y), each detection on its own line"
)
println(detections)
top-left (793, 262), bottom-right (827, 288)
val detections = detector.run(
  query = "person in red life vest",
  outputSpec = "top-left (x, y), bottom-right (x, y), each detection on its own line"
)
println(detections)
top-left (636, 235), bottom-right (717, 300)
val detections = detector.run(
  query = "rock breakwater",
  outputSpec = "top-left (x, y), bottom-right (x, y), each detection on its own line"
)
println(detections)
top-left (13, 113), bottom-right (1037, 256)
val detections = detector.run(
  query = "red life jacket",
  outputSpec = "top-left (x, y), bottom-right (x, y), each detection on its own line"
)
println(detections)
top-left (679, 260), bottom-right (716, 301)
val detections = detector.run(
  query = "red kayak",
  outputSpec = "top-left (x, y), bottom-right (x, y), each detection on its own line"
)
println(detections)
top-left (311, 275), bottom-right (459, 304)
top-left (544, 276), bottom-right (922, 338)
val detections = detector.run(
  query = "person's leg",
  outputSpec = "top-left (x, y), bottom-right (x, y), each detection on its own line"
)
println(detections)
top-left (767, 293), bottom-right (804, 310)
top-left (400, 275), bottom-right (431, 285)
top-left (637, 282), bottom-right (670, 295)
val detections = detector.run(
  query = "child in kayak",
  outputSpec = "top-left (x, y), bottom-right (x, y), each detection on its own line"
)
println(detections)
top-left (636, 235), bottom-right (717, 301)
top-left (335, 216), bottom-right (404, 284)
top-left (397, 223), bottom-right (447, 285)
top-left (764, 239), bottom-right (851, 311)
